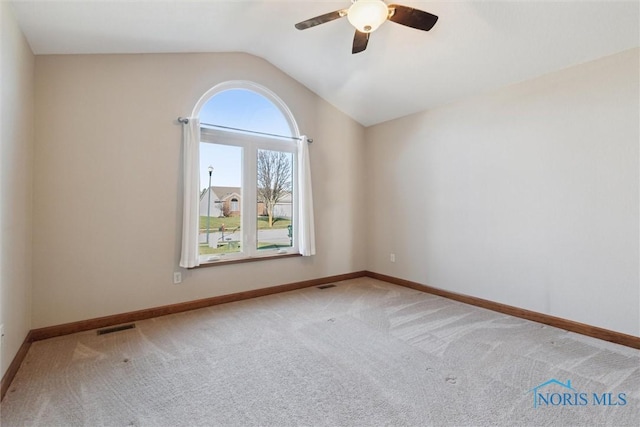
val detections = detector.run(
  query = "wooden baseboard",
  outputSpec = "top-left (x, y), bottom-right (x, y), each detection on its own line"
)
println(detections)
top-left (1, 331), bottom-right (33, 401)
top-left (0, 271), bottom-right (363, 400)
top-left (0, 271), bottom-right (366, 401)
top-left (3, 268), bottom-right (637, 402)
top-left (365, 271), bottom-right (640, 350)
top-left (29, 271), bottom-right (367, 342)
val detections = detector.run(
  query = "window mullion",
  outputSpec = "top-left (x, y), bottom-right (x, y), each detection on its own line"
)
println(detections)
top-left (243, 145), bottom-right (257, 257)
top-left (291, 153), bottom-right (299, 254)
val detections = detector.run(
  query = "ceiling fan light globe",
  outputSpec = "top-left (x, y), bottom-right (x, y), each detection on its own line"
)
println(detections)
top-left (347, 0), bottom-right (389, 33)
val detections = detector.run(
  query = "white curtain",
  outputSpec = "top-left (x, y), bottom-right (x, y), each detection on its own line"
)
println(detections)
top-left (180, 118), bottom-right (201, 268)
top-left (297, 136), bottom-right (316, 256)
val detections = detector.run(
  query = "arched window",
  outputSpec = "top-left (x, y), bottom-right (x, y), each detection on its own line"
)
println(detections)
top-left (199, 88), bottom-right (294, 137)
top-left (180, 81), bottom-right (314, 266)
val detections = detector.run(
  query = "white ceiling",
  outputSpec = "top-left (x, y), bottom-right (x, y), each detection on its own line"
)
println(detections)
top-left (9, 0), bottom-right (640, 127)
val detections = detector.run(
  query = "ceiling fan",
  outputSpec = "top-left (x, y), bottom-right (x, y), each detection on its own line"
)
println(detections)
top-left (295, 0), bottom-right (438, 54)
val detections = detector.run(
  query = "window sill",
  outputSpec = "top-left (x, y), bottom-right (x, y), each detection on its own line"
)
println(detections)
top-left (191, 253), bottom-right (302, 269)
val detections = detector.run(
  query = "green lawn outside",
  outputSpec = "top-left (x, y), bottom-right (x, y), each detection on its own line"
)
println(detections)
top-left (199, 216), bottom-right (291, 231)
top-left (199, 216), bottom-right (292, 256)
top-left (199, 241), bottom-right (291, 255)
top-left (199, 243), bottom-right (241, 255)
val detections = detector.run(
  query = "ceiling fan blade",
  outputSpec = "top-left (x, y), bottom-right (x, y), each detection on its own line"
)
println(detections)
top-left (388, 4), bottom-right (438, 31)
top-left (295, 9), bottom-right (348, 30)
top-left (352, 30), bottom-right (369, 54)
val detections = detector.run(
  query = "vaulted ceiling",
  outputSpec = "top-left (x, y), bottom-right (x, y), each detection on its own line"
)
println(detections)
top-left (9, 0), bottom-right (639, 126)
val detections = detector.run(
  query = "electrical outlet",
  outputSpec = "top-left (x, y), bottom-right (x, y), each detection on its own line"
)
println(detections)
top-left (173, 272), bottom-right (182, 284)
top-left (390, 253), bottom-right (396, 263)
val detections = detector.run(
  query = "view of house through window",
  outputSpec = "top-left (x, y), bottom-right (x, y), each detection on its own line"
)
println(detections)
top-left (199, 143), bottom-right (243, 256)
top-left (198, 87), bottom-right (297, 261)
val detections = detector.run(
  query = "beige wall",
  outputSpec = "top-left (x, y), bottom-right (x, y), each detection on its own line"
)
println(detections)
top-left (33, 52), bottom-right (366, 328)
top-left (7, 21), bottom-right (638, 345)
top-left (366, 48), bottom-right (640, 336)
top-left (0, 2), bottom-right (34, 377)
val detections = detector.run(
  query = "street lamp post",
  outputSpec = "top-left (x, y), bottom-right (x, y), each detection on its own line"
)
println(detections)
top-left (206, 165), bottom-right (213, 245)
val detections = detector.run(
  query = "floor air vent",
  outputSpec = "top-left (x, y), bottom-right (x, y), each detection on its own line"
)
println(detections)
top-left (97, 323), bottom-right (136, 335)
top-left (317, 284), bottom-right (336, 290)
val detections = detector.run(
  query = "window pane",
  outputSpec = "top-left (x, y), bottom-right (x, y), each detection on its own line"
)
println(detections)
top-left (199, 143), bottom-right (242, 257)
top-left (257, 149), bottom-right (293, 251)
top-left (199, 89), bottom-right (292, 137)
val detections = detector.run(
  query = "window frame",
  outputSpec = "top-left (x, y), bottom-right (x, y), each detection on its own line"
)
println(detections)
top-left (189, 81), bottom-right (303, 267)
top-left (199, 127), bottom-right (299, 264)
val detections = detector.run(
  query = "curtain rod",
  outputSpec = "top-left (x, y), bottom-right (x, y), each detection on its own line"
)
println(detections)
top-left (177, 117), bottom-right (313, 143)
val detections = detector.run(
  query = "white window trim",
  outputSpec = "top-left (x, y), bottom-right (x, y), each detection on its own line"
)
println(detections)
top-left (192, 80), bottom-right (300, 138)
top-left (193, 82), bottom-right (302, 265)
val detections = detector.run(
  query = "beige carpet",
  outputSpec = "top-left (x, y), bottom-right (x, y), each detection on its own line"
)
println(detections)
top-left (1, 277), bottom-right (638, 426)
